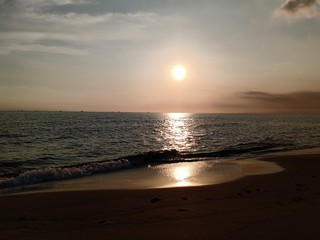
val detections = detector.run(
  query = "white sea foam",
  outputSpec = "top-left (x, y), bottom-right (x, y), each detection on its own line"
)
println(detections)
top-left (0, 159), bottom-right (132, 189)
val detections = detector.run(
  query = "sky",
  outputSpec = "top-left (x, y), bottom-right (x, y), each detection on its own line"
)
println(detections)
top-left (0, 0), bottom-right (320, 113)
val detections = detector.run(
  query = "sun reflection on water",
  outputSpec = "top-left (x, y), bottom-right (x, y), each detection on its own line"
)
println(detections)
top-left (168, 112), bottom-right (186, 120)
top-left (163, 113), bottom-right (195, 152)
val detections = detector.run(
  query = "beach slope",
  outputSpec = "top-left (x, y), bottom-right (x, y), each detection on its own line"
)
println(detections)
top-left (1, 153), bottom-right (320, 240)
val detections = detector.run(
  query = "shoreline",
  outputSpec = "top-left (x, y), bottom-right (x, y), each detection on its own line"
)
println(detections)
top-left (1, 150), bottom-right (320, 239)
top-left (10, 146), bottom-right (320, 195)
top-left (0, 157), bottom-right (284, 195)
top-left (4, 146), bottom-right (320, 196)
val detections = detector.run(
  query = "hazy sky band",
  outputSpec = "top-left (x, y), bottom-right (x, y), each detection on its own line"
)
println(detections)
top-left (0, 0), bottom-right (319, 113)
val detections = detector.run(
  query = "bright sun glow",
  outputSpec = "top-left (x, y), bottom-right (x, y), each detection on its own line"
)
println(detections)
top-left (171, 64), bottom-right (187, 81)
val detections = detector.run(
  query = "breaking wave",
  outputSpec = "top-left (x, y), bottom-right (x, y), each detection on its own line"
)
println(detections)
top-left (0, 140), bottom-right (296, 189)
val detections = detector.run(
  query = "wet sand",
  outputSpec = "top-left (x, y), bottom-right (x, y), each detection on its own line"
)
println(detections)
top-left (1, 152), bottom-right (320, 240)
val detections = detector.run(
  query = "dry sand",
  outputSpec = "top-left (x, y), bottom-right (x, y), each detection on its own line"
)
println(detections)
top-left (1, 152), bottom-right (320, 240)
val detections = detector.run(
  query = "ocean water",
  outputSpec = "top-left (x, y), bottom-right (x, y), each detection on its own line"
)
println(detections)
top-left (0, 112), bottom-right (320, 189)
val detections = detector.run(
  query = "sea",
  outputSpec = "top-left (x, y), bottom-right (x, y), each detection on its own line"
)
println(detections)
top-left (0, 112), bottom-right (320, 190)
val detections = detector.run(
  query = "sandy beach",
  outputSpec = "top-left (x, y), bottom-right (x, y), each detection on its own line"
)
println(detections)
top-left (1, 151), bottom-right (320, 240)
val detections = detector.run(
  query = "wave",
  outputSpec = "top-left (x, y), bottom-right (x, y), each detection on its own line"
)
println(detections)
top-left (0, 142), bottom-right (296, 189)
top-left (0, 133), bottom-right (28, 138)
top-left (0, 150), bottom-right (179, 189)
top-left (0, 159), bottom-right (133, 189)
top-left (182, 141), bottom-right (293, 159)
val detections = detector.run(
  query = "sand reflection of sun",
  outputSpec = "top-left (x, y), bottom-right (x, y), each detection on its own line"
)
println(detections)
top-left (173, 166), bottom-right (191, 181)
top-left (172, 166), bottom-right (193, 187)
top-left (156, 162), bottom-right (208, 188)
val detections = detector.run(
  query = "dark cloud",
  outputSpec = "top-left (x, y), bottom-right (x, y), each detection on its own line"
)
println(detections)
top-left (1, 0), bottom-right (15, 6)
top-left (0, 0), bottom-right (18, 13)
top-left (171, 91), bottom-right (320, 113)
top-left (282, 0), bottom-right (317, 12)
top-left (277, 0), bottom-right (320, 17)
top-left (238, 91), bottom-right (320, 113)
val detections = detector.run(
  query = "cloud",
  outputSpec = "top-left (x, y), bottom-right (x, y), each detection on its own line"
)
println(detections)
top-left (275, 0), bottom-right (320, 18)
top-left (11, 0), bottom-right (90, 7)
top-left (0, 0), bottom-right (162, 55)
top-left (51, 0), bottom-right (90, 5)
top-left (237, 91), bottom-right (320, 113)
top-left (0, 44), bottom-right (87, 55)
top-left (24, 11), bottom-right (158, 27)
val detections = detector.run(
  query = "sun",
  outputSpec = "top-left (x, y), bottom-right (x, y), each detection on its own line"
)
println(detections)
top-left (171, 64), bottom-right (187, 81)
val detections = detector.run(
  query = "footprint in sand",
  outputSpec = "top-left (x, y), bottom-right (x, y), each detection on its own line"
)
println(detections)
top-left (150, 197), bottom-right (161, 203)
top-left (176, 209), bottom-right (189, 212)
